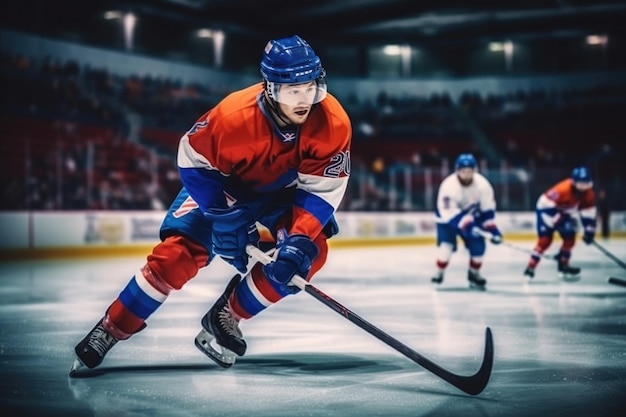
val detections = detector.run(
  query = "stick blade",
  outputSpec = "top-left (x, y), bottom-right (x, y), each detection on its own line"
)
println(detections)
top-left (458, 327), bottom-right (494, 396)
top-left (608, 276), bottom-right (626, 287)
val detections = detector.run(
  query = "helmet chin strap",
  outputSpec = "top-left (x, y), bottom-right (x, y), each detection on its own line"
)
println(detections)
top-left (263, 90), bottom-right (292, 127)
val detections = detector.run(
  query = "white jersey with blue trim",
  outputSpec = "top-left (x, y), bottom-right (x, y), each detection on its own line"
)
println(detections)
top-left (435, 172), bottom-right (496, 225)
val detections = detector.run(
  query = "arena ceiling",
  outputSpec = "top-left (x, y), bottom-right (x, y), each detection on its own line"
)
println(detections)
top-left (3, 0), bottom-right (626, 46)
top-left (100, 0), bottom-right (626, 43)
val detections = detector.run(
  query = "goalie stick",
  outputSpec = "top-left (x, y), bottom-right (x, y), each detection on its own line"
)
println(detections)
top-left (246, 245), bottom-right (494, 396)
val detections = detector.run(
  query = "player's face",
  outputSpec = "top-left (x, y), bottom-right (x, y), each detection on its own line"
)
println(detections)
top-left (457, 167), bottom-right (474, 185)
top-left (275, 82), bottom-right (317, 125)
top-left (574, 181), bottom-right (592, 192)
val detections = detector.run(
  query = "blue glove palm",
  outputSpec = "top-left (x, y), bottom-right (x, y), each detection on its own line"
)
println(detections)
top-left (263, 229), bottom-right (319, 287)
top-left (204, 206), bottom-right (259, 273)
top-left (582, 228), bottom-right (595, 245)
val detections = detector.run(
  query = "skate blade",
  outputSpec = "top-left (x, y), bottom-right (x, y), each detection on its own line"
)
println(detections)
top-left (469, 283), bottom-right (487, 291)
top-left (194, 329), bottom-right (236, 368)
top-left (558, 272), bottom-right (581, 282)
top-left (69, 358), bottom-right (85, 377)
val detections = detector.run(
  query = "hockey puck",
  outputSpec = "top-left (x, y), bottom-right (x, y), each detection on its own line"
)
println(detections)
top-left (607, 276), bottom-right (626, 287)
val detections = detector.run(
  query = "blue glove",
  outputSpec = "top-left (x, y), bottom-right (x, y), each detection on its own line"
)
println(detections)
top-left (485, 226), bottom-right (503, 244)
top-left (263, 229), bottom-right (319, 287)
top-left (204, 205), bottom-right (259, 273)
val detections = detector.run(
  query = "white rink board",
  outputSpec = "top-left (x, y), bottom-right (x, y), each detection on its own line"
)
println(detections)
top-left (0, 210), bottom-right (625, 249)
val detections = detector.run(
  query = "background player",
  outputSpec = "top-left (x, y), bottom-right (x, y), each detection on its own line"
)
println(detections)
top-left (72, 34), bottom-right (352, 371)
top-left (523, 166), bottom-right (596, 281)
top-left (431, 153), bottom-right (502, 289)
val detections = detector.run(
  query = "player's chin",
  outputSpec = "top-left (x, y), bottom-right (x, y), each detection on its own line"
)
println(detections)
top-left (289, 109), bottom-right (310, 124)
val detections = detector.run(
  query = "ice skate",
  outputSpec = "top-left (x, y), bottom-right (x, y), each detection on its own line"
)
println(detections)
top-left (558, 262), bottom-right (581, 282)
top-left (468, 270), bottom-right (487, 290)
top-left (431, 271), bottom-right (444, 285)
top-left (523, 266), bottom-right (535, 280)
top-left (70, 318), bottom-right (118, 376)
top-left (195, 274), bottom-right (246, 368)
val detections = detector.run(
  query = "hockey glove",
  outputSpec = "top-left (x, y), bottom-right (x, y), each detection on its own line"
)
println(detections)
top-left (582, 228), bottom-right (595, 245)
top-left (204, 205), bottom-right (260, 274)
top-left (485, 226), bottom-right (503, 245)
top-left (263, 229), bottom-right (319, 287)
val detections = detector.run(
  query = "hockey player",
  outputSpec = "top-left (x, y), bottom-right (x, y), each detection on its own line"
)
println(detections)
top-left (71, 35), bottom-right (351, 371)
top-left (523, 166), bottom-right (596, 280)
top-left (431, 153), bottom-right (502, 289)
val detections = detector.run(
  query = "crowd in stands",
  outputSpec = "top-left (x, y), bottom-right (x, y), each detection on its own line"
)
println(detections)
top-left (1, 52), bottom-right (624, 211)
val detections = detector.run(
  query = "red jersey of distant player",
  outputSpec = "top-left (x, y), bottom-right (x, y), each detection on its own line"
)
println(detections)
top-left (180, 82), bottom-right (352, 239)
top-left (540, 178), bottom-right (595, 214)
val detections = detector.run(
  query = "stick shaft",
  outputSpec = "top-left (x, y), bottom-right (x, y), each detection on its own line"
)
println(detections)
top-left (592, 241), bottom-right (626, 270)
top-left (473, 228), bottom-right (556, 261)
top-left (246, 245), bottom-right (494, 395)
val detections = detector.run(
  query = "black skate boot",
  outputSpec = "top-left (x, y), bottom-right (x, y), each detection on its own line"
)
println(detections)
top-left (72, 318), bottom-right (118, 373)
top-left (468, 270), bottom-right (487, 290)
top-left (195, 274), bottom-right (246, 368)
top-left (523, 266), bottom-right (535, 279)
top-left (431, 271), bottom-right (444, 285)
top-left (558, 262), bottom-right (581, 281)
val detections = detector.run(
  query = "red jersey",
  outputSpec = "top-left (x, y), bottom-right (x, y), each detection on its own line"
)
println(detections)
top-left (177, 82), bottom-right (351, 239)
top-left (537, 178), bottom-right (596, 225)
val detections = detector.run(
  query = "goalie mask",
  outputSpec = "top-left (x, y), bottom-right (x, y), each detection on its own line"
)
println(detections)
top-left (260, 35), bottom-right (327, 106)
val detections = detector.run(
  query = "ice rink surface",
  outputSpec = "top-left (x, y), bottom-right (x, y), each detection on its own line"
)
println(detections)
top-left (1, 239), bottom-right (625, 417)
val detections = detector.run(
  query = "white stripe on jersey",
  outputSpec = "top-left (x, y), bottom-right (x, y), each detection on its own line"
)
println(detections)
top-left (298, 172), bottom-right (348, 210)
top-left (177, 135), bottom-right (225, 174)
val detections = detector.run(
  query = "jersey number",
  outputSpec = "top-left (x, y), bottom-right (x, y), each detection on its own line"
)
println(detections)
top-left (324, 151), bottom-right (350, 178)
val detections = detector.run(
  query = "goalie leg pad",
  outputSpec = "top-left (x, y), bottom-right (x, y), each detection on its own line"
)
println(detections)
top-left (194, 328), bottom-right (237, 368)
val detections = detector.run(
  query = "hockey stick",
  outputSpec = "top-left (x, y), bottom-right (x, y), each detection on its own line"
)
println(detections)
top-left (246, 245), bottom-right (494, 396)
top-left (472, 228), bottom-right (557, 261)
top-left (607, 276), bottom-right (626, 287)
top-left (591, 241), bottom-right (626, 270)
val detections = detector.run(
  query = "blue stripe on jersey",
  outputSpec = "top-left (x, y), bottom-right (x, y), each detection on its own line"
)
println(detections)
top-left (179, 167), bottom-right (226, 212)
top-left (234, 279), bottom-right (267, 316)
top-left (480, 209), bottom-right (496, 221)
top-left (448, 210), bottom-right (470, 229)
top-left (118, 276), bottom-right (163, 320)
top-left (295, 189), bottom-right (334, 226)
top-left (255, 169), bottom-right (298, 193)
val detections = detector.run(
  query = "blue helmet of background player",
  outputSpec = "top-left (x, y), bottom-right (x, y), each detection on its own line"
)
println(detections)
top-left (455, 153), bottom-right (477, 171)
top-left (571, 166), bottom-right (592, 183)
top-left (260, 35), bottom-right (327, 106)
top-left (571, 166), bottom-right (593, 191)
top-left (454, 153), bottom-right (477, 185)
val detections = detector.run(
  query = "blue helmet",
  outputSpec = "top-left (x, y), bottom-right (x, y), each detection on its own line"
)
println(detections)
top-left (260, 35), bottom-right (324, 83)
top-left (260, 35), bottom-right (327, 105)
top-left (571, 166), bottom-right (592, 183)
top-left (455, 153), bottom-right (477, 171)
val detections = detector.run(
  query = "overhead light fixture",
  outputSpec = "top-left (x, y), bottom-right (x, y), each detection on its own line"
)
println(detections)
top-left (104, 10), bottom-right (122, 20)
top-left (197, 29), bottom-right (213, 38)
top-left (383, 45), bottom-right (402, 55)
top-left (489, 42), bottom-right (504, 52)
